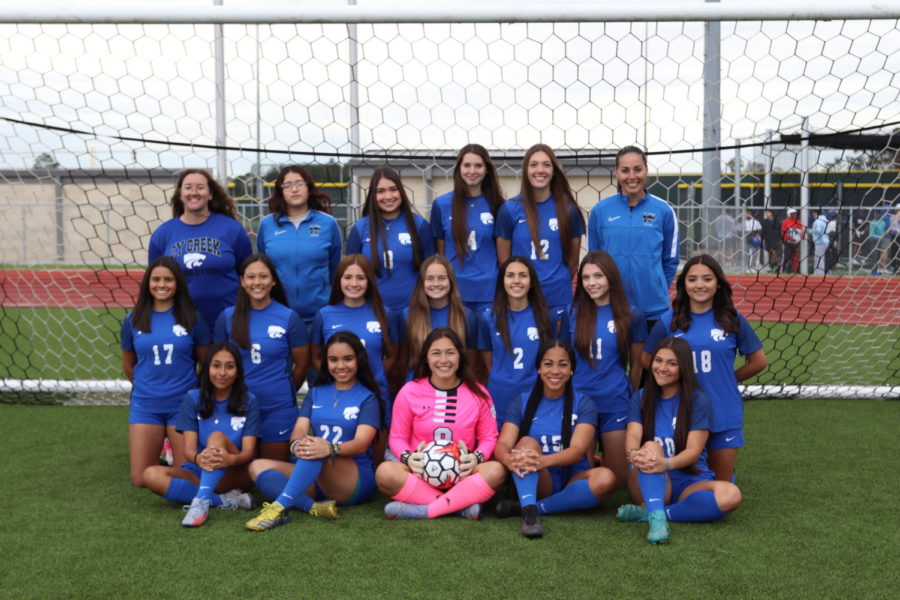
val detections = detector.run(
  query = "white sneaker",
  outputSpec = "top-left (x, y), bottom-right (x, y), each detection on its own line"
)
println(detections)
top-left (219, 489), bottom-right (253, 511)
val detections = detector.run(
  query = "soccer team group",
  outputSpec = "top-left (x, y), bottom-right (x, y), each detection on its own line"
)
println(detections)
top-left (124, 143), bottom-right (767, 543)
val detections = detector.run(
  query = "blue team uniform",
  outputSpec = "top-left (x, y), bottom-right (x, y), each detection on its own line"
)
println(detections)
top-left (587, 193), bottom-right (679, 321)
top-left (645, 310), bottom-right (763, 442)
top-left (570, 304), bottom-right (647, 432)
top-left (346, 215), bottom-right (436, 311)
top-left (214, 301), bottom-right (308, 442)
top-left (310, 302), bottom-right (399, 423)
top-left (257, 211), bottom-right (342, 325)
top-left (148, 214), bottom-right (253, 330)
top-left (506, 391), bottom-right (597, 493)
top-left (430, 192), bottom-right (499, 307)
top-left (396, 304), bottom-right (481, 381)
top-left (476, 306), bottom-right (569, 425)
top-left (120, 309), bottom-right (211, 425)
top-left (299, 381), bottom-right (380, 469)
top-left (627, 388), bottom-right (715, 498)
top-left (176, 388), bottom-right (261, 475)
top-left (495, 196), bottom-right (585, 309)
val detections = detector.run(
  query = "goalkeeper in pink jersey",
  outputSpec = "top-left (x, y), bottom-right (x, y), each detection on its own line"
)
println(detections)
top-left (376, 328), bottom-right (505, 519)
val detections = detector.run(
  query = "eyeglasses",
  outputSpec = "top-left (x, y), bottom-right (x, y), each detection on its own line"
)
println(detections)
top-left (281, 181), bottom-right (307, 190)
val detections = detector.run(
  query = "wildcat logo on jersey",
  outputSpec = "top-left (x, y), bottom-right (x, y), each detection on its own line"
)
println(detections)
top-left (308, 224), bottom-right (321, 237)
top-left (230, 416), bottom-right (246, 431)
top-left (607, 320), bottom-right (616, 334)
top-left (710, 328), bottom-right (726, 342)
top-left (480, 212), bottom-right (494, 225)
top-left (172, 324), bottom-right (189, 337)
top-left (526, 327), bottom-right (539, 341)
top-left (548, 218), bottom-right (559, 231)
top-left (183, 253), bottom-right (206, 269)
top-left (642, 212), bottom-right (656, 225)
top-left (267, 325), bottom-right (287, 339)
top-left (397, 232), bottom-right (412, 245)
top-left (366, 321), bottom-right (382, 333)
top-left (342, 406), bottom-right (360, 420)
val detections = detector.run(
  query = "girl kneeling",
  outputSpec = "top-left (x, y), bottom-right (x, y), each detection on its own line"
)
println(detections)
top-left (494, 339), bottom-right (616, 538)
top-left (245, 331), bottom-right (383, 530)
top-left (619, 337), bottom-right (742, 544)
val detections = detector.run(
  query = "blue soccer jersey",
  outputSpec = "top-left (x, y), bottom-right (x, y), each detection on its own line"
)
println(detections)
top-left (176, 388), bottom-right (261, 451)
top-left (213, 301), bottom-right (308, 412)
top-left (505, 391), bottom-right (597, 456)
top-left (257, 211), bottom-right (343, 324)
top-left (645, 309), bottom-right (763, 432)
top-left (627, 388), bottom-right (712, 474)
top-left (346, 214), bottom-right (436, 311)
top-left (396, 304), bottom-right (481, 381)
top-left (148, 213), bottom-right (253, 330)
top-left (570, 304), bottom-right (647, 413)
top-left (430, 193), bottom-right (500, 304)
top-left (587, 193), bottom-right (679, 320)
top-left (477, 306), bottom-right (570, 424)
top-left (495, 196), bottom-right (584, 308)
top-left (121, 308), bottom-right (211, 412)
top-left (299, 381), bottom-right (381, 466)
top-left (309, 302), bottom-right (399, 412)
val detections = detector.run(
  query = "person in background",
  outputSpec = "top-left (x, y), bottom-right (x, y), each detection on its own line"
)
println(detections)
top-left (759, 209), bottom-right (781, 273)
top-left (810, 209), bottom-right (830, 275)
top-left (743, 209), bottom-right (763, 272)
top-left (851, 208), bottom-right (868, 267)
top-left (780, 208), bottom-right (805, 274)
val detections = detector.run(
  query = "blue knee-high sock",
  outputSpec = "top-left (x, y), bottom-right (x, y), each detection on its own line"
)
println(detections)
top-left (665, 490), bottom-right (726, 523)
top-left (196, 468), bottom-right (226, 506)
top-left (537, 479), bottom-right (600, 515)
top-left (163, 477), bottom-right (197, 504)
top-left (257, 469), bottom-right (290, 500)
top-left (275, 459), bottom-right (323, 513)
top-left (511, 471), bottom-right (539, 507)
top-left (637, 471), bottom-right (667, 513)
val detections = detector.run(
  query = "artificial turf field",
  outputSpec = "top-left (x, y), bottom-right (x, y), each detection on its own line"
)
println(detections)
top-left (0, 399), bottom-right (896, 599)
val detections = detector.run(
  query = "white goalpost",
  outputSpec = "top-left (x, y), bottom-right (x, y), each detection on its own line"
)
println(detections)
top-left (1, 2), bottom-right (898, 401)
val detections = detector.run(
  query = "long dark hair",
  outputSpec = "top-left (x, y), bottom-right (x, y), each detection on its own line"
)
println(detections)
top-left (492, 256), bottom-right (553, 353)
top-left (413, 327), bottom-right (489, 401)
top-left (640, 337), bottom-right (701, 473)
top-left (170, 169), bottom-right (237, 220)
top-left (572, 251), bottom-right (632, 368)
top-left (671, 254), bottom-right (738, 334)
top-left (328, 254), bottom-right (392, 348)
top-left (197, 341), bottom-right (249, 419)
top-left (450, 144), bottom-right (504, 261)
top-left (404, 256), bottom-right (468, 371)
top-left (231, 254), bottom-right (288, 349)
top-left (268, 165), bottom-right (332, 226)
top-left (518, 339), bottom-right (577, 450)
top-left (362, 167), bottom-right (424, 277)
top-left (314, 330), bottom-right (385, 425)
top-left (130, 256), bottom-right (197, 334)
top-left (614, 146), bottom-right (648, 196)
top-left (520, 144), bottom-right (584, 266)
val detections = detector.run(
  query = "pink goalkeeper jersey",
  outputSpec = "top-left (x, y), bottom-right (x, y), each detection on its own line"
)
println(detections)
top-left (389, 378), bottom-right (498, 460)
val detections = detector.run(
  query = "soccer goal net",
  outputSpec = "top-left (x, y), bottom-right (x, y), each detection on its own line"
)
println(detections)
top-left (1, 2), bottom-right (898, 402)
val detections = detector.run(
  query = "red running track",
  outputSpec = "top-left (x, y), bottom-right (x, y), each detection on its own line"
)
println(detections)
top-left (1, 270), bottom-right (899, 326)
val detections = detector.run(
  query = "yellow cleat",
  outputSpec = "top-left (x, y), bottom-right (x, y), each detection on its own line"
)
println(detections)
top-left (245, 501), bottom-right (290, 531)
top-left (309, 499), bottom-right (339, 520)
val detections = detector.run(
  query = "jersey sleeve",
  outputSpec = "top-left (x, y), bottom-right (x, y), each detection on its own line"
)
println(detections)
top-left (473, 387), bottom-right (499, 459)
top-left (309, 311), bottom-right (325, 346)
top-left (661, 204), bottom-right (679, 286)
top-left (256, 218), bottom-right (269, 254)
top-left (241, 393), bottom-right (262, 438)
top-left (346, 222), bottom-right (362, 254)
top-left (394, 308), bottom-right (409, 347)
top-left (554, 308), bottom-right (571, 339)
top-left (148, 227), bottom-right (164, 262)
top-left (568, 202), bottom-right (586, 237)
top-left (232, 223), bottom-right (253, 268)
top-left (430, 201), bottom-right (445, 240)
top-left (417, 216), bottom-right (436, 258)
top-left (357, 391), bottom-right (381, 430)
top-left (475, 311), bottom-right (492, 350)
top-left (213, 311), bottom-right (228, 342)
top-left (192, 314), bottom-right (212, 346)
top-left (587, 203), bottom-right (602, 252)
top-left (629, 308), bottom-right (648, 344)
top-left (688, 390), bottom-right (711, 431)
top-left (287, 310), bottom-right (309, 347)
top-left (386, 307), bottom-right (401, 345)
top-left (503, 392), bottom-right (525, 426)
top-left (644, 318), bottom-right (667, 353)
top-left (573, 393), bottom-right (598, 427)
top-left (120, 316), bottom-right (134, 351)
top-left (176, 393), bottom-right (199, 433)
top-left (388, 382), bottom-right (415, 457)
top-left (735, 313), bottom-right (764, 356)
top-left (463, 308), bottom-right (479, 349)
top-left (627, 389), bottom-right (644, 424)
top-left (495, 203), bottom-right (514, 240)
top-left (298, 386), bottom-right (317, 419)
top-left (329, 219), bottom-right (343, 279)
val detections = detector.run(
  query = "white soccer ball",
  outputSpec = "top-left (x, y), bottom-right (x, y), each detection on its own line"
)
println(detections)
top-left (421, 439), bottom-right (462, 490)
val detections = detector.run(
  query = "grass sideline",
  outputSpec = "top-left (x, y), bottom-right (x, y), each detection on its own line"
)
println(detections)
top-left (1, 400), bottom-right (897, 599)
